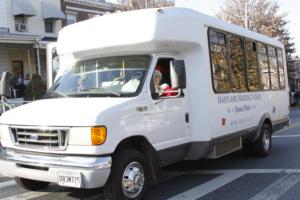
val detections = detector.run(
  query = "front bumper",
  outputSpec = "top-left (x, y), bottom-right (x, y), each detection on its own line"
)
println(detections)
top-left (0, 148), bottom-right (112, 188)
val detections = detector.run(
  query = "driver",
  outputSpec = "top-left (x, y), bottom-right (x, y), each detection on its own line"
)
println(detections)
top-left (153, 70), bottom-right (174, 96)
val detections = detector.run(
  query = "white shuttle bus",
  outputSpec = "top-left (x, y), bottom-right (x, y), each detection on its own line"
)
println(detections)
top-left (0, 8), bottom-right (289, 199)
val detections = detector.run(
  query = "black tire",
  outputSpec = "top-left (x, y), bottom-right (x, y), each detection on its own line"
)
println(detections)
top-left (104, 149), bottom-right (150, 200)
top-left (251, 123), bottom-right (272, 157)
top-left (241, 142), bottom-right (252, 156)
top-left (15, 177), bottom-right (50, 191)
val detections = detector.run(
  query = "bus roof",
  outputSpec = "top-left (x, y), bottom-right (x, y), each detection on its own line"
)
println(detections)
top-left (57, 7), bottom-right (283, 55)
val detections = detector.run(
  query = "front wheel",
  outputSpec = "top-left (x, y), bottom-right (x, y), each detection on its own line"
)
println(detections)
top-left (252, 123), bottom-right (272, 157)
top-left (15, 177), bottom-right (50, 191)
top-left (104, 149), bottom-right (150, 200)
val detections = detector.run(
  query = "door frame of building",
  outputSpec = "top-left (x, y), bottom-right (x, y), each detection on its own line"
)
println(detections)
top-left (11, 60), bottom-right (24, 77)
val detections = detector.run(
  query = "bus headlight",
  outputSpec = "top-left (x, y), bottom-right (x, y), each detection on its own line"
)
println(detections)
top-left (91, 126), bottom-right (107, 145)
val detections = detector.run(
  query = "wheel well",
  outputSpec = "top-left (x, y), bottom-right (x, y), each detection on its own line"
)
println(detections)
top-left (263, 118), bottom-right (273, 132)
top-left (114, 136), bottom-right (161, 184)
top-left (246, 115), bottom-right (273, 144)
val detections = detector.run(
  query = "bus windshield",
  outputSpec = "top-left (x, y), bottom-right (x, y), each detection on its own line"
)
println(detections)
top-left (45, 55), bottom-right (151, 98)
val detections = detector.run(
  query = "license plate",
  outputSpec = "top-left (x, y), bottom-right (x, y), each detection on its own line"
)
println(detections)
top-left (58, 172), bottom-right (82, 188)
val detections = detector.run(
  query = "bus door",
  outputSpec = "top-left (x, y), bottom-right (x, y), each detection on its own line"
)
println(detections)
top-left (149, 56), bottom-right (190, 162)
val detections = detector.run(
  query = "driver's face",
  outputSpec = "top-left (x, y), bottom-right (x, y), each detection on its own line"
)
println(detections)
top-left (154, 76), bottom-right (161, 87)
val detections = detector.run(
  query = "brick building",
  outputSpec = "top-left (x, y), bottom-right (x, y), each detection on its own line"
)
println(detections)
top-left (61, 0), bottom-right (120, 27)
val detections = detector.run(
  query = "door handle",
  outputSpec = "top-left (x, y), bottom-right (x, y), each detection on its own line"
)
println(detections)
top-left (185, 113), bottom-right (189, 123)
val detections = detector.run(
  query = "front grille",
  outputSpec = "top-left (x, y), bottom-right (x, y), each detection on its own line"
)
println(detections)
top-left (9, 127), bottom-right (69, 151)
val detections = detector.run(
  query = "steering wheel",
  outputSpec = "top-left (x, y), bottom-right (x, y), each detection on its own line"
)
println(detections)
top-left (110, 76), bottom-right (125, 86)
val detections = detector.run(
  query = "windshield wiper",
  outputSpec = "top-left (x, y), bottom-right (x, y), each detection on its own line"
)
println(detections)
top-left (78, 88), bottom-right (121, 97)
top-left (44, 91), bottom-right (69, 98)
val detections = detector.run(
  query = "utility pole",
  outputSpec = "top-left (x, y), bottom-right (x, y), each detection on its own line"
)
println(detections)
top-left (245, 3), bottom-right (248, 29)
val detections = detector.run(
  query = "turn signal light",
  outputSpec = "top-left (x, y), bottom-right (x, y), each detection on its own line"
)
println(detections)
top-left (91, 127), bottom-right (107, 145)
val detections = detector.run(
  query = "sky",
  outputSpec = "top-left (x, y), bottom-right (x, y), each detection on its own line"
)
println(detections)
top-left (175, 0), bottom-right (300, 56)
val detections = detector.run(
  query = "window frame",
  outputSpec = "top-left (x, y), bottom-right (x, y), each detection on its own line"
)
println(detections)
top-left (14, 15), bottom-right (28, 32)
top-left (150, 57), bottom-right (183, 100)
top-left (244, 39), bottom-right (262, 92)
top-left (66, 14), bottom-right (77, 25)
top-left (228, 33), bottom-right (247, 93)
top-left (257, 42), bottom-right (272, 91)
top-left (45, 19), bottom-right (55, 33)
top-left (276, 48), bottom-right (286, 90)
top-left (208, 28), bottom-right (232, 93)
top-left (267, 45), bottom-right (280, 91)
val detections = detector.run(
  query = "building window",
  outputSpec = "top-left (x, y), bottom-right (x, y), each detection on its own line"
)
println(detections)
top-left (45, 19), bottom-right (54, 33)
top-left (67, 14), bottom-right (77, 25)
top-left (15, 16), bottom-right (27, 32)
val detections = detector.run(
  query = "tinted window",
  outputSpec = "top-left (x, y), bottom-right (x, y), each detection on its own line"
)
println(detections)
top-left (229, 35), bottom-right (246, 92)
top-left (245, 40), bottom-right (260, 90)
top-left (257, 42), bottom-right (270, 90)
top-left (277, 49), bottom-right (286, 89)
top-left (209, 30), bottom-right (231, 92)
top-left (268, 46), bottom-right (280, 90)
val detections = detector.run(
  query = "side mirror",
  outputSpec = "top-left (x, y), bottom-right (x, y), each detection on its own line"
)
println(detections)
top-left (0, 72), bottom-right (12, 97)
top-left (170, 60), bottom-right (186, 89)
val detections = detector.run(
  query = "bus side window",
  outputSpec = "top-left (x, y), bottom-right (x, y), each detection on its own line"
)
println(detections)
top-left (245, 40), bottom-right (260, 91)
top-left (277, 49), bottom-right (286, 90)
top-left (209, 30), bottom-right (231, 92)
top-left (229, 35), bottom-right (246, 92)
top-left (268, 46), bottom-right (280, 90)
top-left (257, 42), bottom-right (271, 90)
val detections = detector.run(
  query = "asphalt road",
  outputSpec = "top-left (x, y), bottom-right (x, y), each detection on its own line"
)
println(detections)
top-left (1, 109), bottom-right (300, 200)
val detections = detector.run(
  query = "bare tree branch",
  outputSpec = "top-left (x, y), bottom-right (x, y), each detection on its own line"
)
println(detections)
top-left (217, 0), bottom-right (295, 55)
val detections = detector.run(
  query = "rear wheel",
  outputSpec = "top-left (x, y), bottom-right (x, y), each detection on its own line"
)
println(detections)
top-left (104, 149), bottom-right (150, 200)
top-left (251, 123), bottom-right (272, 157)
top-left (15, 177), bottom-right (50, 191)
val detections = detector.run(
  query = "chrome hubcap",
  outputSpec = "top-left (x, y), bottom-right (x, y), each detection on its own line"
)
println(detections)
top-left (263, 130), bottom-right (270, 150)
top-left (122, 162), bottom-right (145, 198)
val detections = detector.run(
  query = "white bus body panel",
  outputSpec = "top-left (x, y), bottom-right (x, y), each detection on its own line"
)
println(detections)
top-left (0, 7), bottom-right (289, 188)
